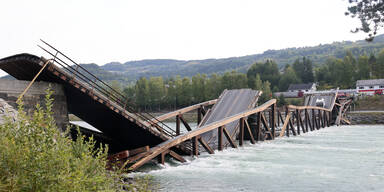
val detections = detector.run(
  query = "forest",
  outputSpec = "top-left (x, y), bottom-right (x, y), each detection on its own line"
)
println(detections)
top-left (113, 49), bottom-right (384, 111)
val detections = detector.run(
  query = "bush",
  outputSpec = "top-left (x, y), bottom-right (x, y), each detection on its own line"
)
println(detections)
top-left (0, 89), bottom-right (122, 191)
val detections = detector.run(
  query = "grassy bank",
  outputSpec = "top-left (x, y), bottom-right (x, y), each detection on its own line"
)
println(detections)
top-left (354, 95), bottom-right (384, 111)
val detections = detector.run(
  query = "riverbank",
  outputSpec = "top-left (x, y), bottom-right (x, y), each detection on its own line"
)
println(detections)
top-left (348, 111), bottom-right (384, 124)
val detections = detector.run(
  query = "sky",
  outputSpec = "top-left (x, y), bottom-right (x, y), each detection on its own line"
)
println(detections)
top-left (0, 0), bottom-right (368, 76)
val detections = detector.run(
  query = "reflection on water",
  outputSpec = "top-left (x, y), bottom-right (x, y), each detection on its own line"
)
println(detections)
top-left (134, 125), bottom-right (384, 192)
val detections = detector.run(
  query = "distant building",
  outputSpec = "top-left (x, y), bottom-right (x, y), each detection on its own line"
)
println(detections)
top-left (287, 83), bottom-right (316, 93)
top-left (356, 79), bottom-right (384, 95)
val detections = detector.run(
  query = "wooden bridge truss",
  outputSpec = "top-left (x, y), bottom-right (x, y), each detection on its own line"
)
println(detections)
top-left (110, 92), bottom-right (353, 171)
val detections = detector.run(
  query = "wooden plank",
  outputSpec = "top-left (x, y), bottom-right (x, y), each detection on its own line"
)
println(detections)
top-left (169, 150), bottom-right (186, 163)
top-left (198, 137), bottom-right (214, 154)
top-left (244, 120), bottom-right (255, 144)
top-left (151, 99), bottom-right (217, 123)
top-left (128, 99), bottom-right (276, 171)
top-left (287, 105), bottom-right (332, 112)
top-left (127, 151), bottom-right (151, 162)
top-left (129, 146), bottom-right (150, 156)
top-left (223, 126), bottom-right (237, 148)
top-left (279, 112), bottom-right (291, 137)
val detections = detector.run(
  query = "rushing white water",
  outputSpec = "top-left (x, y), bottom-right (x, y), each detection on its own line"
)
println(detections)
top-left (134, 125), bottom-right (384, 192)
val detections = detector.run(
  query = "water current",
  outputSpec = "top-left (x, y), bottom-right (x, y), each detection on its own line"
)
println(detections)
top-left (135, 125), bottom-right (384, 192)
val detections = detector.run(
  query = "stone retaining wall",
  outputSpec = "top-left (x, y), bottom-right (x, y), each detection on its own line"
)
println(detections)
top-left (0, 79), bottom-right (69, 130)
top-left (348, 112), bottom-right (384, 125)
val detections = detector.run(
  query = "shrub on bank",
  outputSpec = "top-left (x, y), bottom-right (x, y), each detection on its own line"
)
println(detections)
top-left (0, 90), bottom-right (121, 191)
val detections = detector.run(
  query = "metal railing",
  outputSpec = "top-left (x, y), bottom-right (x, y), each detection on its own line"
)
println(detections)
top-left (38, 40), bottom-right (177, 137)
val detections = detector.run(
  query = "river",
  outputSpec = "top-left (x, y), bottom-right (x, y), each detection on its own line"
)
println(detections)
top-left (134, 125), bottom-right (384, 192)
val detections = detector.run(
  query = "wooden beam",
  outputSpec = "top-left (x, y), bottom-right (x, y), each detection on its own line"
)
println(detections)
top-left (108, 150), bottom-right (129, 162)
top-left (176, 115), bottom-right (181, 135)
top-left (271, 104), bottom-right (276, 139)
top-left (157, 151), bottom-right (166, 164)
top-left (296, 109), bottom-right (300, 135)
top-left (198, 137), bottom-right (214, 154)
top-left (169, 150), bottom-right (186, 163)
top-left (279, 112), bottom-right (291, 137)
top-left (287, 105), bottom-right (332, 112)
top-left (192, 136), bottom-right (199, 156)
top-left (179, 115), bottom-right (192, 131)
top-left (289, 113), bottom-right (297, 136)
top-left (298, 110), bottom-right (305, 133)
top-left (244, 120), bottom-right (256, 144)
top-left (239, 118), bottom-right (245, 146)
top-left (261, 113), bottom-right (272, 140)
top-left (129, 146), bottom-right (150, 156)
top-left (256, 112), bottom-right (262, 141)
top-left (197, 107), bottom-right (202, 124)
top-left (223, 126), bottom-right (237, 148)
top-left (151, 99), bottom-right (217, 123)
top-left (218, 126), bottom-right (224, 151)
top-left (304, 109), bottom-right (309, 132)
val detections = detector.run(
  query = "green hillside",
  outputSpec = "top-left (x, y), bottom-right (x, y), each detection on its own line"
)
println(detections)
top-left (75, 34), bottom-right (384, 82)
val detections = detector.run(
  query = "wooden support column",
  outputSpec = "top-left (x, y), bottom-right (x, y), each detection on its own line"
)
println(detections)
top-left (328, 111), bottom-right (331, 127)
top-left (271, 104), bottom-right (276, 139)
top-left (218, 126), bottom-right (224, 151)
top-left (198, 137), bottom-right (214, 154)
top-left (223, 127), bottom-right (237, 148)
top-left (176, 115), bottom-right (181, 135)
top-left (279, 112), bottom-right (291, 137)
top-left (296, 109), bottom-right (300, 135)
top-left (256, 112), bottom-right (262, 141)
top-left (239, 118), bottom-right (245, 146)
top-left (192, 136), bottom-right (198, 156)
top-left (197, 107), bottom-right (202, 125)
top-left (157, 151), bottom-right (166, 165)
top-left (244, 120), bottom-right (256, 144)
top-left (298, 110), bottom-right (305, 133)
top-left (290, 112), bottom-right (297, 136)
top-left (180, 115), bottom-right (192, 131)
top-left (318, 110), bottom-right (323, 128)
top-left (304, 109), bottom-right (309, 132)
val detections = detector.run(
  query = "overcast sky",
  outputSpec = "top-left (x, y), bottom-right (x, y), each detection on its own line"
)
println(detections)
top-left (0, 0), bottom-right (368, 77)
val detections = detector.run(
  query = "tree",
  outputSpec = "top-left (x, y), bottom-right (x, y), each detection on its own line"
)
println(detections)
top-left (292, 57), bottom-right (314, 83)
top-left (345, 0), bottom-right (384, 41)
top-left (278, 66), bottom-right (301, 91)
top-left (247, 60), bottom-right (280, 88)
top-left (357, 55), bottom-right (370, 80)
top-left (277, 93), bottom-right (287, 107)
top-left (260, 81), bottom-right (272, 103)
top-left (135, 77), bottom-right (149, 110)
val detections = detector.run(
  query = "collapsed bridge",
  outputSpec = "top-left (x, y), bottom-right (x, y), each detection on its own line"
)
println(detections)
top-left (0, 41), bottom-right (353, 171)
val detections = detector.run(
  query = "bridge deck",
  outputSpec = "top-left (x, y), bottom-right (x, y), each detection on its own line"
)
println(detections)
top-left (199, 89), bottom-right (261, 150)
top-left (0, 53), bottom-right (170, 153)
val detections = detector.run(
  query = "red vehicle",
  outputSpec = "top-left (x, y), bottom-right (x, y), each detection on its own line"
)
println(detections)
top-left (374, 89), bottom-right (383, 95)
